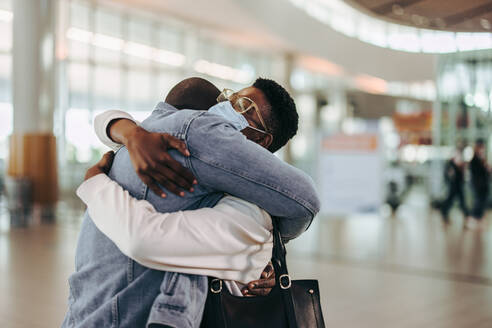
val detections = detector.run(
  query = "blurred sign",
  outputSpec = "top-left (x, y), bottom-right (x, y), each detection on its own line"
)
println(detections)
top-left (319, 133), bottom-right (383, 215)
top-left (393, 111), bottom-right (432, 133)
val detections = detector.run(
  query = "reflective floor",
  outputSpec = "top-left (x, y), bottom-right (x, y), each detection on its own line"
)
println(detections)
top-left (1, 188), bottom-right (491, 328)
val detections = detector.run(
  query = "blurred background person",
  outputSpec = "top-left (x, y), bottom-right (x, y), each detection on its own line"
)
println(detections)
top-left (468, 139), bottom-right (490, 228)
top-left (385, 161), bottom-right (407, 215)
top-left (440, 146), bottom-right (467, 223)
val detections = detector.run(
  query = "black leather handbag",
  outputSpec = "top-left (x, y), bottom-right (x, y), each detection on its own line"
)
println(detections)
top-left (200, 219), bottom-right (325, 328)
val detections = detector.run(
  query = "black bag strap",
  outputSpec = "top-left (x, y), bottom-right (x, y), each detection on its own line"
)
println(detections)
top-left (206, 218), bottom-right (299, 328)
top-left (271, 217), bottom-right (298, 328)
top-left (207, 277), bottom-right (227, 326)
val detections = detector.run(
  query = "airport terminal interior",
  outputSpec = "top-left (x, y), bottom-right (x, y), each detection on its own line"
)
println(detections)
top-left (1, 0), bottom-right (492, 327)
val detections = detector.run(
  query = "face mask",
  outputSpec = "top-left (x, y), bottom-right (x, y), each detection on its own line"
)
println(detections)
top-left (209, 101), bottom-right (249, 131)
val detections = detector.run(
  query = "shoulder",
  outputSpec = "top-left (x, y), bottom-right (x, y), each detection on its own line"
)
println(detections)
top-left (186, 111), bottom-right (250, 157)
top-left (140, 102), bottom-right (207, 134)
top-left (188, 110), bottom-right (238, 131)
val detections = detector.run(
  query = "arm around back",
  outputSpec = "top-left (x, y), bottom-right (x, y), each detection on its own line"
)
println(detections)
top-left (186, 112), bottom-right (320, 240)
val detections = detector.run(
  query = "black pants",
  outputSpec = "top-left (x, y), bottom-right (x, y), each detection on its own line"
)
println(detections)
top-left (472, 188), bottom-right (489, 220)
top-left (441, 184), bottom-right (467, 218)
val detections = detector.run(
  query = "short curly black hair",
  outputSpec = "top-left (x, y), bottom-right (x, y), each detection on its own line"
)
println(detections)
top-left (253, 78), bottom-right (298, 152)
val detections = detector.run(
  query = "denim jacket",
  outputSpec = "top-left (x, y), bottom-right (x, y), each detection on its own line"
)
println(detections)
top-left (62, 102), bottom-right (320, 328)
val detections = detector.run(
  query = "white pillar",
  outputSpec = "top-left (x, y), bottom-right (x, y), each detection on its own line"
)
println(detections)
top-left (12, 0), bottom-right (56, 134)
top-left (9, 0), bottom-right (58, 212)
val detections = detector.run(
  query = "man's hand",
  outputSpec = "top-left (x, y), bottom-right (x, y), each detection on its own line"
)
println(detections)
top-left (241, 262), bottom-right (275, 297)
top-left (85, 151), bottom-right (115, 181)
top-left (125, 126), bottom-right (197, 198)
top-left (108, 118), bottom-right (197, 198)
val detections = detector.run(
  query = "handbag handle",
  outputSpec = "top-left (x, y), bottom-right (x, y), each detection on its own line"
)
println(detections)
top-left (271, 217), bottom-right (291, 289)
top-left (271, 217), bottom-right (299, 328)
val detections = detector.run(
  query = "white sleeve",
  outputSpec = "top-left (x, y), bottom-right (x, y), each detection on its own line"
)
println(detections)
top-left (94, 110), bottom-right (139, 151)
top-left (77, 174), bottom-right (273, 284)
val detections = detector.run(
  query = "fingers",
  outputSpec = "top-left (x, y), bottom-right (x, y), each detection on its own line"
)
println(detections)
top-left (153, 169), bottom-right (185, 197)
top-left (244, 277), bottom-right (275, 297)
top-left (140, 165), bottom-right (193, 198)
top-left (239, 262), bottom-right (276, 297)
top-left (241, 285), bottom-right (273, 297)
top-left (240, 288), bottom-right (257, 297)
top-left (248, 277), bottom-right (276, 290)
top-left (151, 163), bottom-right (192, 196)
top-left (162, 134), bottom-right (190, 157)
top-left (159, 154), bottom-right (196, 188)
top-left (139, 173), bottom-right (167, 198)
top-left (261, 262), bottom-right (274, 279)
top-left (99, 151), bottom-right (115, 172)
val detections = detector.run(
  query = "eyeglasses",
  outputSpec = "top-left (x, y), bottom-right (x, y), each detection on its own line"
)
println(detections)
top-left (217, 89), bottom-right (269, 134)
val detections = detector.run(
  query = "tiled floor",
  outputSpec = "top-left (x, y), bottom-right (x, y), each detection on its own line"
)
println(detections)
top-left (1, 189), bottom-right (492, 328)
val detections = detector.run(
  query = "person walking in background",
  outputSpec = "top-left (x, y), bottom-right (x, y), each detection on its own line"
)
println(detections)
top-left (440, 147), bottom-right (467, 223)
top-left (467, 139), bottom-right (490, 229)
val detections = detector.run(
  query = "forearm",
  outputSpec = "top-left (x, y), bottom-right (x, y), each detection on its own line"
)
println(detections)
top-left (94, 110), bottom-right (139, 150)
top-left (76, 174), bottom-right (272, 283)
top-left (106, 118), bottom-right (139, 145)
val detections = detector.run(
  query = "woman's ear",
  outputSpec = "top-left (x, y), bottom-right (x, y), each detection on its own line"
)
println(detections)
top-left (259, 133), bottom-right (273, 149)
top-left (241, 127), bottom-right (273, 150)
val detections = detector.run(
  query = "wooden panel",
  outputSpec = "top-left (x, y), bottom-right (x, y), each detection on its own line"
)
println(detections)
top-left (7, 133), bottom-right (58, 205)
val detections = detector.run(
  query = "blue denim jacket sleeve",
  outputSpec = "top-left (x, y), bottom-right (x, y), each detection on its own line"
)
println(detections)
top-left (186, 112), bottom-right (320, 240)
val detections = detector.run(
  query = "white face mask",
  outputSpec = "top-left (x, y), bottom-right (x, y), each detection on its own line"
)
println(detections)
top-left (208, 101), bottom-right (249, 131)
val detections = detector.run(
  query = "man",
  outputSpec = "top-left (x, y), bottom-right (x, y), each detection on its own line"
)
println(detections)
top-left (440, 148), bottom-right (467, 222)
top-left (468, 139), bottom-right (490, 228)
top-left (63, 77), bottom-right (320, 328)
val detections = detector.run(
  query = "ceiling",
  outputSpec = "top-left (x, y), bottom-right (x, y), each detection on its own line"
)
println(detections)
top-left (106, 0), bottom-right (288, 51)
top-left (347, 0), bottom-right (492, 32)
top-left (107, 0), bottom-right (436, 81)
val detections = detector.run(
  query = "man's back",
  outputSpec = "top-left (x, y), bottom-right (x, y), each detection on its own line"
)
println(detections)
top-left (64, 105), bottom-right (221, 328)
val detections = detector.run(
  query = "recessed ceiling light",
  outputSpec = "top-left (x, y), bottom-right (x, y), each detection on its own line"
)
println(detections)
top-left (392, 4), bottom-right (404, 16)
top-left (434, 18), bottom-right (446, 29)
top-left (411, 14), bottom-right (425, 26)
top-left (480, 18), bottom-right (491, 30)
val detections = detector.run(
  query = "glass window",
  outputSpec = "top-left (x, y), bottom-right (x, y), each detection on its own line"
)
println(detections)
top-left (93, 66), bottom-right (121, 110)
top-left (60, 0), bottom-right (272, 172)
top-left (128, 17), bottom-right (152, 45)
top-left (159, 26), bottom-right (182, 54)
top-left (0, 16), bottom-right (12, 51)
top-left (127, 69), bottom-right (152, 111)
top-left (0, 0), bottom-right (10, 161)
top-left (94, 8), bottom-right (123, 63)
top-left (68, 38), bottom-right (90, 61)
top-left (70, 0), bottom-right (90, 30)
top-left (0, 0), bottom-right (11, 10)
top-left (125, 18), bottom-right (152, 68)
top-left (156, 71), bottom-right (180, 101)
top-left (67, 1), bottom-right (91, 61)
top-left (68, 62), bottom-right (90, 109)
top-left (65, 108), bottom-right (101, 163)
top-left (0, 54), bottom-right (11, 103)
top-left (0, 102), bottom-right (12, 159)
